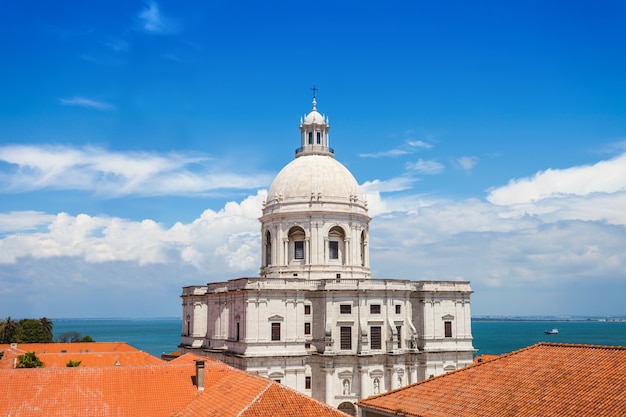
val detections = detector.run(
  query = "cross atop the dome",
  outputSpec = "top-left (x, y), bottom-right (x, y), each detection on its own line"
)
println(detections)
top-left (311, 84), bottom-right (318, 99)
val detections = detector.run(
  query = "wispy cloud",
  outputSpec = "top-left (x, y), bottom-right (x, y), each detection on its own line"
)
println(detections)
top-left (359, 139), bottom-right (433, 158)
top-left (407, 140), bottom-right (432, 149)
top-left (59, 97), bottom-right (115, 111)
top-left (455, 156), bottom-right (479, 173)
top-left (0, 145), bottom-right (272, 197)
top-left (406, 158), bottom-right (444, 175)
top-left (138, 2), bottom-right (179, 34)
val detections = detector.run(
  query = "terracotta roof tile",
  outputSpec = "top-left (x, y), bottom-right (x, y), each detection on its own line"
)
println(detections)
top-left (1, 346), bottom-right (350, 417)
top-left (0, 342), bottom-right (158, 369)
top-left (358, 343), bottom-right (626, 417)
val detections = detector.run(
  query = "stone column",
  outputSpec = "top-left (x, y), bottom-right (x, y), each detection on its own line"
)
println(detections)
top-left (323, 367), bottom-right (334, 405)
top-left (359, 366), bottom-right (369, 399)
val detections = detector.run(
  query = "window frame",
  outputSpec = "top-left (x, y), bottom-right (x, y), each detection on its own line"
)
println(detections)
top-left (340, 304), bottom-right (352, 314)
top-left (304, 322), bottom-right (311, 335)
top-left (370, 326), bottom-right (382, 350)
top-left (370, 304), bottom-right (381, 314)
top-left (304, 305), bottom-right (311, 315)
top-left (340, 326), bottom-right (352, 350)
top-left (271, 322), bottom-right (281, 341)
top-left (294, 241), bottom-right (304, 260)
top-left (395, 304), bottom-right (401, 314)
top-left (329, 240), bottom-right (339, 259)
top-left (444, 321), bottom-right (452, 338)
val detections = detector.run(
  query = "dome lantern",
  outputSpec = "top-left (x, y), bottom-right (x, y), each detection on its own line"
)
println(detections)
top-left (296, 89), bottom-right (333, 157)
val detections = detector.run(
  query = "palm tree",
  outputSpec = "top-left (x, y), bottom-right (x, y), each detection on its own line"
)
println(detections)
top-left (17, 351), bottom-right (44, 368)
top-left (39, 317), bottom-right (53, 342)
top-left (1, 316), bottom-right (19, 343)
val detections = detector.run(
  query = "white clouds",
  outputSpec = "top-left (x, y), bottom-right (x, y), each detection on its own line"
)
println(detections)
top-left (0, 145), bottom-right (272, 197)
top-left (406, 158), bottom-right (444, 174)
top-left (2, 153), bottom-right (626, 317)
top-left (487, 153), bottom-right (626, 205)
top-left (59, 97), bottom-right (115, 111)
top-left (0, 191), bottom-right (265, 273)
top-left (138, 2), bottom-right (179, 34)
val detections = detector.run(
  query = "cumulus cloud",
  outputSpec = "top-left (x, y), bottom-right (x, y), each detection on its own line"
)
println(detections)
top-left (406, 158), bottom-right (444, 174)
top-left (487, 152), bottom-right (626, 205)
top-left (0, 144), bottom-right (272, 197)
top-left (59, 97), bottom-right (115, 111)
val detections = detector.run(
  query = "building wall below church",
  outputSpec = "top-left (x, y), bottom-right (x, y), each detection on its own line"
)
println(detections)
top-left (180, 277), bottom-right (475, 409)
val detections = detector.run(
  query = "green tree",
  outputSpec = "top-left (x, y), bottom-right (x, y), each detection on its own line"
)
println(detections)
top-left (39, 317), bottom-right (53, 341)
top-left (0, 316), bottom-right (19, 343)
top-left (16, 319), bottom-right (52, 343)
top-left (17, 351), bottom-right (44, 368)
top-left (66, 359), bottom-right (81, 367)
top-left (79, 335), bottom-right (95, 343)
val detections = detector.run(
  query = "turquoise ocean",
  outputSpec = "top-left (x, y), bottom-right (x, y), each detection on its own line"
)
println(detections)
top-left (52, 318), bottom-right (626, 358)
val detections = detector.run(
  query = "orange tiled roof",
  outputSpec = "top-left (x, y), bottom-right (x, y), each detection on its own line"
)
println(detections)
top-left (358, 343), bottom-right (626, 417)
top-left (0, 349), bottom-right (350, 417)
top-left (0, 342), bottom-right (139, 353)
top-left (0, 342), bottom-right (158, 369)
top-left (173, 363), bottom-right (349, 417)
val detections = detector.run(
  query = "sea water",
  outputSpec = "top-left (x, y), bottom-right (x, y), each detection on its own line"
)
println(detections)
top-left (52, 317), bottom-right (626, 358)
top-left (53, 318), bottom-right (182, 357)
top-left (472, 319), bottom-right (626, 355)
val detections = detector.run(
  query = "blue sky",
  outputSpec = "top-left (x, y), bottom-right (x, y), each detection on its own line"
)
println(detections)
top-left (1, 1), bottom-right (625, 318)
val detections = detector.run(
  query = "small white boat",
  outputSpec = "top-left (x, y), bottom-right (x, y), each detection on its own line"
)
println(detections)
top-left (544, 328), bottom-right (558, 335)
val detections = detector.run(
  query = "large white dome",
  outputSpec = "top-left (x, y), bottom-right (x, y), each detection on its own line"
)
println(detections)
top-left (267, 155), bottom-right (364, 205)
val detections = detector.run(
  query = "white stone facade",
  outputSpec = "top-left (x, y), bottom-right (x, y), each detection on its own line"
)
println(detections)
top-left (180, 96), bottom-right (475, 415)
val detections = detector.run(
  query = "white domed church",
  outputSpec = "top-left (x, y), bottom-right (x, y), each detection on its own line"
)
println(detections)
top-left (180, 94), bottom-right (475, 415)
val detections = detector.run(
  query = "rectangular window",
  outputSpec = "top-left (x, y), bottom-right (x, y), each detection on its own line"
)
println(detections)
top-left (294, 241), bottom-right (304, 259)
top-left (304, 322), bottom-right (311, 335)
top-left (304, 305), bottom-right (311, 315)
top-left (370, 326), bottom-right (382, 350)
top-left (444, 321), bottom-right (452, 338)
top-left (370, 304), bottom-right (381, 314)
top-left (236, 322), bottom-right (240, 341)
top-left (316, 132), bottom-right (321, 144)
top-left (271, 322), bottom-right (281, 341)
top-left (340, 304), bottom-right (351, 314)
top-left (395, 304), bottom-right (401, 314)
top-left (305, 376), bottom-right (311, 389)
top-left (308, 132), bottom-right (313, 144)
top-left (396, 325), bottom-right (402, 349)
top-left (340, 326), bottom-right (352, 350)
top-left (329, 241), bottom-right (339, 259)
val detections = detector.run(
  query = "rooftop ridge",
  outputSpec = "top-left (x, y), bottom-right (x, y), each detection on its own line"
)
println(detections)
top-left (236, 379), bottom-right (273, 417)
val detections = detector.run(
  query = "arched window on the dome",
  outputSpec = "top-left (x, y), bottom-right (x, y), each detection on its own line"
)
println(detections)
top-left (308, 132), bottom-right (313, 145)
top-left (316, 131), bottom-right (321, 144)
top-left (264, 230), bottom-right (272, 267)
top-left (288, 226), bottom-right (306, 262)
top-left (328, 226), bottom-right (345, 262)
